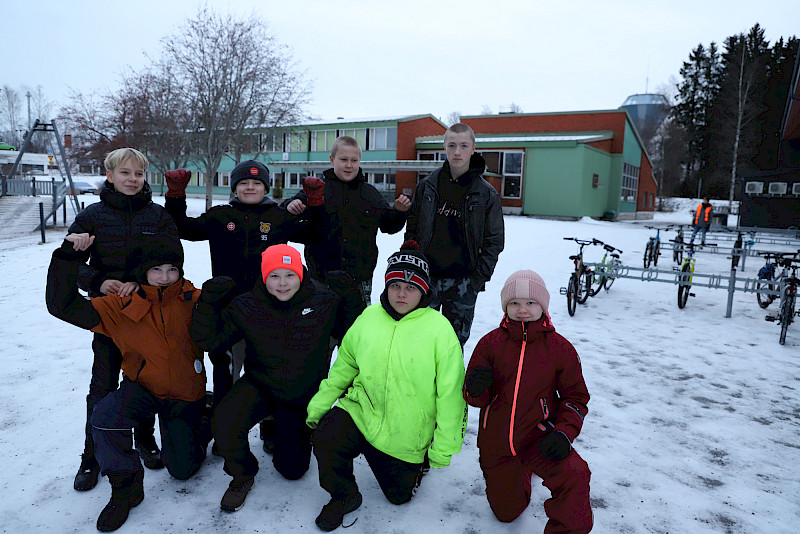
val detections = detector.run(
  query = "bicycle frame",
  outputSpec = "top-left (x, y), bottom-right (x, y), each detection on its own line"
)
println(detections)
top-left (561, 237), bottom-right (600, 316)
top-left (677, 244), bottom-right (697, 309)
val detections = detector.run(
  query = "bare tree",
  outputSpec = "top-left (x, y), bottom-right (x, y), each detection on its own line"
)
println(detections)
top-left (480, 105), bottom-right (493, 115)
top-left (1, 86), bottom-right (23, 146)
top-left (445, 111), bottom-right (461, 126)
top-left (159, 7), bottom-right (311, 209)
top-left (508, 102), bottom-right (523, 113)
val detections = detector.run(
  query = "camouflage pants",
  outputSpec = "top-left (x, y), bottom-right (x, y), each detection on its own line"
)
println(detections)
top-left (357, 280), bottom-right (373, 308)
top-left (429, 277), bottom-right (478, 348)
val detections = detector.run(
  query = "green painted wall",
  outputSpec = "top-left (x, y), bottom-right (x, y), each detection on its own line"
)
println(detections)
top-left (522, 144), bottom-right (614, 218)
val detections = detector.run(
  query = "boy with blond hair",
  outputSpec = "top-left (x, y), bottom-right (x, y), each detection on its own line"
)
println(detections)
top-left (287, 135), bottom-right (410, 315)
top-left (67, 148), bottom-right (178, 491)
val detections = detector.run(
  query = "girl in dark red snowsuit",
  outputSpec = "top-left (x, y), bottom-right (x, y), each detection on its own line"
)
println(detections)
top-left (464, 270), bottom-right (593, 534)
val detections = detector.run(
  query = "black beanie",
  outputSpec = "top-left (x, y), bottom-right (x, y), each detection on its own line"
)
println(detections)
top-left (131, 233), bottom-right (185, 284)
top-left (384, 240), bottom-right (431, 294)
top-left (230, 160), bottom-right (270, 192)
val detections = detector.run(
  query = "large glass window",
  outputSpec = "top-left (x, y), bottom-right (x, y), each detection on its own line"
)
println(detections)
top-left (338, 128), bottom-right (367, 148)
top-left (368, 127), bottom-right (398, 150)
top-left (367, 172), bottom-right (396, 191)
top-left (285, 172), bottom-right (304, 188)
top-left (476, 150), bottom-right (523, 199)
top-left (311, 130), bottom-right (337, 152)
top-left (288, 131), bottom-right (309, 152)
top-left (262, 133), bottom-right (283, 152)
top-left (621, 162), bottom-right (640, 202)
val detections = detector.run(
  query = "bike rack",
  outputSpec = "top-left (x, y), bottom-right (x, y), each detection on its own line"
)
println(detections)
top-left (584, 262), bottom-right (784, 318)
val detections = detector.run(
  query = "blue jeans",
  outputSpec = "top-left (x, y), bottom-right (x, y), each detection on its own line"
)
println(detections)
top-left (690, 225), bottom-right (709, 244)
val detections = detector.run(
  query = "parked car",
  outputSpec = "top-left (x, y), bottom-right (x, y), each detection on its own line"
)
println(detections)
top-left (69, 181), bottom-right (98, 194)
top-left (0, 142), bottom-right (16, 150)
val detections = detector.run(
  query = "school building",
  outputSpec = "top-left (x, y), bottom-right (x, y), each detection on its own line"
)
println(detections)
top-left (155, 110), bottom-right (656, 221)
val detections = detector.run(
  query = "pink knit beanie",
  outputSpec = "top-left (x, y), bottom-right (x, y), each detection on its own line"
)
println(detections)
top-left (500, 270), bottom-right (550, 313)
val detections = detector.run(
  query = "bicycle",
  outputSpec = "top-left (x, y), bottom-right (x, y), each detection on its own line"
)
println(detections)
top-left (589, 241), bottom-right (623, 295)
top-left (561, 237), bottom-right (599, 316)
top-left (756, 251), bottom-right (800, 309)
top-left (671, 225), bottom-right (686, 265)
top-left (676, 243), bottom-right (697, 309)
top-left (643, 225), bottom-right (667, 268)
top-left (765, 258), bottom-right (800, 345)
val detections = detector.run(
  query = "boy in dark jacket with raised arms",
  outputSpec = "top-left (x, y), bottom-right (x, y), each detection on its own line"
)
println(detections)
top-left (46, 233), bottom-right (208, 532)
top-left (286, 135), bottom-right (410, 314)
top-left (191, 244), bottom-right (356, 513)
top-left (164, 160), bottom-right (314, 407)
top-left (464, 270), bottom-right (592, 534)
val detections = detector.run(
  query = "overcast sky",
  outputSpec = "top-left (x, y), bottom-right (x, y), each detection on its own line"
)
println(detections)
top-left (5, 0), bottom-right (799, 125)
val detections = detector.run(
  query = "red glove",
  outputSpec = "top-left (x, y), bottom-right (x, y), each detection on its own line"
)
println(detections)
top-left (164, 169), bottom-right (192, 198)
top-left (302, 176), bottom-right (325, 207)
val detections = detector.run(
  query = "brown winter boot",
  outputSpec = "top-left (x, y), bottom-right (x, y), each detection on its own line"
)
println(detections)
top-left (96, 470), bottom-right (144, 532)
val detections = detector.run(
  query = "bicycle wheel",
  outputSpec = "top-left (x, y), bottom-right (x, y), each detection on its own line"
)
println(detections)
top-left (643, 241), bottom-right (653, 268)
top-left (603, 261), bottom-right (618, 290)
top-left (756, 281), bottom-right (775, 309)
top-left (673, 240), bottom-right (683, 264)
top-left (677, 263), bottom-right (691, 309)
top-left (577, 271), bottom-right (591, 304)
top-left (566, 275), bottom-right (578, 316)
top-left (653, 241), bottom-right (660, 267)
top-left (779, 289), bottom-right (796, 345)
top-left (589, 266), bottom-right (604, 296)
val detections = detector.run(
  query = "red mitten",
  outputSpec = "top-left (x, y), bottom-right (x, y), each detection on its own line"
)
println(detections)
top-left (164, 169), bottom-right (192, 198)
top-left (302, 176), bottom-right (325, 207)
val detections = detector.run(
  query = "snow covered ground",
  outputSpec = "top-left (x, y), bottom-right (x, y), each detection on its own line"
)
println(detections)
top-left (0, 196), bottom-right (798, 533)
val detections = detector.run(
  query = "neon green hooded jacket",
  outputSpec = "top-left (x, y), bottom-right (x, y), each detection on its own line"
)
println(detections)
top-left (307, 303), bottom-right (467, 467)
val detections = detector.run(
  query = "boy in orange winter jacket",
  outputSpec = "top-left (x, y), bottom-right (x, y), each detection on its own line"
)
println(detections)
top-left (46, 232), bottom-right (208, 532)
top-left (464, 270), bottom-right (592, 534)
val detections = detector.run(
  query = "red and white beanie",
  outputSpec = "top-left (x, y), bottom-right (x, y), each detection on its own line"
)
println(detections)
top-left (385, 240), bottom-right (430, 294)
top-left (500, 270), bottom-right (550, 313)
top-left (261, 244), bottom-right (303, 283)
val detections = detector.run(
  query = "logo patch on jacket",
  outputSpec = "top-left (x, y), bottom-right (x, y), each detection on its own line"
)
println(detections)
top-left (227, 222), bottom-right (235, 231)
top-left (260, 222), bottom-right (271, 233)
top-left (302, 308), bottom-right (313, 315)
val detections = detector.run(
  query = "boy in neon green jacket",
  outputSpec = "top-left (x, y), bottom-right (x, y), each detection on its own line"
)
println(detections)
top-left (306, 241), bottom-right (467, 531)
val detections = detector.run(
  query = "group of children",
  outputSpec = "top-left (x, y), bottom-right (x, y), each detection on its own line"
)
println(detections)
top-left (46, 127), bottom-right (594, 533)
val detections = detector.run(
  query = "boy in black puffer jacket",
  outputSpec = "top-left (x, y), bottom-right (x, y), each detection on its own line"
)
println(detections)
top-left (191, 244), bottom-right (359, 514)
top-left (67, 147), bottom-right (177, 492)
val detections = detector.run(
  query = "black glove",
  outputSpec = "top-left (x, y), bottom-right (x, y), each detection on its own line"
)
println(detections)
top-left (465, 366), bottom-right (493, 397)
top-left (200, 276), bottom-right (237, 307)
top-left (538, 430), bottom-right (571, 461)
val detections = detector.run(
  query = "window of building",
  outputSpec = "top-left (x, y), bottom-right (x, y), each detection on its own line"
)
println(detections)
top-left (367, 172), bottom-right (396, 191)
top-left (311, 129), bottom-right (337, 152)
top-left (262, 133), bottom-right (283, 152)
top-left (288, 131), bottom-right (309, 152)
top-left (285, 172), bottom-right (304, 188)
top-left (477, 150), bottom-right (523, 199)
top-left (338, 128), bottom-right (367, 148)
top-left (621, 162), bottom-right (639, 202)
top-left (220, 172), bottom-right (231, 187)
top-left (368, 127), bottom-right (398, 150)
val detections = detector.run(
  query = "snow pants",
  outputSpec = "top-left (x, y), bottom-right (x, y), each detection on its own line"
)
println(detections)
top-left (85, 333), bottom-right (155, 456)
top-left (312, 407), bottom-right (425, 505)
top-left (91, 379), bottom-right (206, 480)
top-left (212, 375), bottom-right (312, 481)
top-left (429, 277), bottom-right (479, 347)
top-left (479, 445), bottom-right (593, 534)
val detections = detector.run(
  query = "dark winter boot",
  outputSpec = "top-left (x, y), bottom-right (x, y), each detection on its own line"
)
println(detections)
top-left (259, 416), bottom-right (276, 454)
top-left (134, 433), bottom-right (164, 470)
top-left (220, 476), bottom-right (255, 512)
top-left (74, 452), bottom-right (100, 491)
top-left (96, 470), bottom-right (144, 532)
top-left (315, 492), bottom-right (363, 531)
